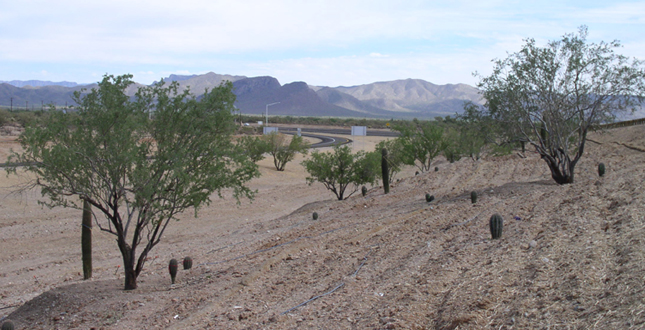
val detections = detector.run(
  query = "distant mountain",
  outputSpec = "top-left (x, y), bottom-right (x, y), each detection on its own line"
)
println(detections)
top-left (0, 73), bottom-right (483, 118)
top-left (0, 80), bottom-right (82, 88)
top-left (329, 79), bottom-right (482, 117)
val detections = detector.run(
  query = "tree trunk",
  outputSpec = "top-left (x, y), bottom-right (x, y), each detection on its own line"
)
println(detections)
top-left (81, 200), bottom-right (92, 280)
top-left (118, 240), bottom-right (138, 290)
top-left (541, 149), bottom-right (575, 184)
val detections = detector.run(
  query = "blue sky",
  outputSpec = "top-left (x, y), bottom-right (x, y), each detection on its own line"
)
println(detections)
top-left (1, 0), bottom-right (643, 87)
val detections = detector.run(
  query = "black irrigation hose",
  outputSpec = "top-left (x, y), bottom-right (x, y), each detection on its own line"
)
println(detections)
top-left (281, 283), bottom-right (346, 315)
top-left (281, 246), bottom-right (377, 315)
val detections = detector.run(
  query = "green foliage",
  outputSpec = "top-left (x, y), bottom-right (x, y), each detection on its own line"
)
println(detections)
top-left (7, 74), bottom-right (259, 290)
top-left (264, 132), bottom-right (309, 171)
top-left (302, 145), bottom-right (380, 200)
top-left (489, 214), bottom-right (503, 239)
top-left (598, 163), bottom-right (606, 177)
top-left (476, 26), bottom-right (645, 184)
top-left (471, 191), bottom-right (478, 204)
top-left (237, 135), bottom-right (269, 163)
top-left (169, 259), bottom-right (178, 284)
top-left (393, 120), bottom-right (447, 172)
top-left (183, 257), bottom-right (193, 270)
top-left (381, 148), bottom-right (390, 194)
top-left (312, 212), bottom-right (319, 220)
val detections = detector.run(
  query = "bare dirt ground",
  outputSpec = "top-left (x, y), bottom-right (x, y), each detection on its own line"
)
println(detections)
top-left (1, 125), bottom-right (645, 329)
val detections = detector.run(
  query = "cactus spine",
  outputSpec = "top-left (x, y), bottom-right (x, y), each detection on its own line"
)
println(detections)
top-left (312, 212), bottom-right (318, 220)
top-left (381, 148), bottom-right (390, 194)
top-left (425, 194), bottom-right (434, 203)
top-left (169, 259), bottom-right (178, 284)
top-left (471, 191), bottom-right (478, 204)
top-left (82, 199), bottom-right (92, 280)
top-left (361, 186), bottom-right (367, 197)
top-left (1, 321), bottom-right (15, 330)
top-left (489, 214), bottom-right (503, 239)
top-left (598, 163), bottom-right (605, 177)
top-left (183, 257), bottom-right (193, 270)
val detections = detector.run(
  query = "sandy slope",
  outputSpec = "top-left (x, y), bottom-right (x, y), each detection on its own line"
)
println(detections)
top-left (1, 125), bottom-right (644, 329)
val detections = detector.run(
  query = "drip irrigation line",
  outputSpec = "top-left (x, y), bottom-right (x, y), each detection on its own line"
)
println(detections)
top-left (206, 241), bottom-right (244, 254)
top-left (351, 250), bottom-right (373, 277)
top-left (0, 304), bottom-right (19, 310)
top-left (281, 283), bottom-right (345, 315)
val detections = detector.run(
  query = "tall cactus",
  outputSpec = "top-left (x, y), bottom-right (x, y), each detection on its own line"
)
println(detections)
top-left (169, 259), bottom-right (178, 284)
top-left (471, 191), bottom-right (478, 204)
top-left (381, 148), bottom-right (390, 194)
top-left (489, 214), bottom-right (503, 239)
top-left (598, 163), bottom-right (606, 177)
top-left (82, 199), bottom-right (92, 280)
top-left (361, 185), bottom-right (367, 197)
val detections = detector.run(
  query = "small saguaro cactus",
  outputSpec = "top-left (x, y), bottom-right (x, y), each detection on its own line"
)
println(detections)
top-left (489, 214), bottom-right (503, 239)
top-left (183, 257), bottom-right (193, 270)
top-left (169, 259), bottom-right (178, 284)
top-left (381, 148), bottom-right (390, 194)
top-left (1, 321), bottom-right (15, 330)
top-left (435, 167), bottom-right (439, 172)
top-left (312, 212), bottom-right (318, 220)
top-left (82, 199), bottom-right (92, 280)
top-left (361, 185), bottom-right (368, 197)
top-left (425, 194), bottom-right (435, 203)
top-left (598, 163), bottom-right (606, 177)
top-left (471, 191), bottom-right (478, 204)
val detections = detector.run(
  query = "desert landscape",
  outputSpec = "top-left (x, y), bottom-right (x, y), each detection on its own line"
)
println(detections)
top-left (1, 124), bottom-right (645, 329)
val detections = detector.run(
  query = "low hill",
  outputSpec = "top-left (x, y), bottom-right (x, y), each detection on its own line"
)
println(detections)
top-left (2, 124), bottom-right (644, 329)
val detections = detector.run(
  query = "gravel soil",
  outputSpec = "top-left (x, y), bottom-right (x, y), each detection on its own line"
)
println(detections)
top-left (1, 125), bottom-right (645, 329)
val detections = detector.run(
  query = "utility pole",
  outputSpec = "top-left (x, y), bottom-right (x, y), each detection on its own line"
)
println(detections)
top-left (26, 101), bottom-right (28, 110)
top-left (10, 97), bottom-right (13, 111)
top-left (41, 100), bottom-right (44, 111)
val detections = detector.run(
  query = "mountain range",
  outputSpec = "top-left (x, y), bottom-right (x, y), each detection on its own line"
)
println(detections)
top-left (0, 73), bottom-right (483, 119)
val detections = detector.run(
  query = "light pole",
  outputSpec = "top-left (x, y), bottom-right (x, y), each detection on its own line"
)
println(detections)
top-left (265, 102), bottom-right (280, 126)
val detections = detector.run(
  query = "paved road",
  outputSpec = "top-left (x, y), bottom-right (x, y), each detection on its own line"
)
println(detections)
top-left (279, 127), bottom-right (400, 137)
top-left (283, 132), bottom-right (351, 149)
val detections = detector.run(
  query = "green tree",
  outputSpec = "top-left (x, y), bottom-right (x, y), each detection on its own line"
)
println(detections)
top-left (394, 120), bottom-right (447, 172)
top-left (263, 132), bottom-right (309, 171)
top-left (7, 74), bottom-right (259, 290)
top-left (302, 145), bottom-right (379, 200)
top-left (476, 26), bottom-right (645, 184)
top-left (237, 135), bottom-right (269, 163)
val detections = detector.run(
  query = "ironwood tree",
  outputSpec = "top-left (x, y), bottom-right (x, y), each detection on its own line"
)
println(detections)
top-left (8, 74), bottom-right (259, 290)
top-left (476, 26), bottom-right (645, 184)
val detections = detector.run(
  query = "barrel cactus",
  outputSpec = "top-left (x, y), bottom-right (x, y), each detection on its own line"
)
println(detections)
top-left (435, 167), bottom-right (439, 172)
top-left (489, 214), bottom-right (503, 239)
top-left (1, 321), bottom-right (14, 330)
top-left (471, 191), bottom-right (478, 204)
top-left (598, 163), bottom-right (605, 177)
top-left (425, 194), bottom-right (435, 203)
top-left (361, 186), bottom-right (367, 196)
top-left (169, 259), bottom-right (178, 284)
top-left (183, 257), bottom-right (193, 270)
top-left (312, 212), bottom-right (318, 220)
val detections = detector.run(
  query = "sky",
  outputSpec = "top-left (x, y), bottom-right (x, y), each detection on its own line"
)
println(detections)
top-left (1, 0), bottom-right (644, 87)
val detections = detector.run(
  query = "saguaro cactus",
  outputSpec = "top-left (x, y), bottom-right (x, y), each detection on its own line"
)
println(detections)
top-left (471, 191), bottom-right (478, 204)
top-left (82, 199), bottom-right (92, 280)
top-left (598, 163), bottom-right (606, 177)
top-left (361, 186), bottom-right (367, 197)
top-left (489, 214), bottom-right (503, 239)
top-left (169, 259), bottom-right (178, 284)
top-left (381, 148), bottom-right (390, 194)
top-left (312, 212), bottom-right (318, 220)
